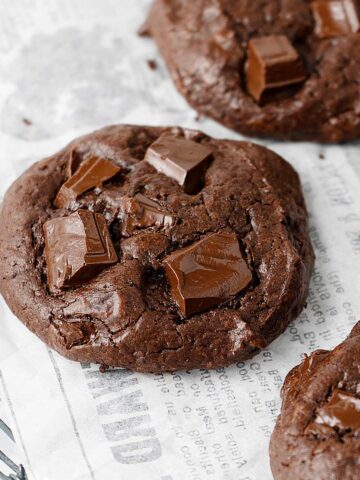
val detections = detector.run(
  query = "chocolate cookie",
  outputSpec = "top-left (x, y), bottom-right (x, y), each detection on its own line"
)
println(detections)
top-left (146, 0), bottom-right (360, 142)
top-left (270, 322), bottom-right (360, 480)
top-left (0, 125), bottom-right (314, 372)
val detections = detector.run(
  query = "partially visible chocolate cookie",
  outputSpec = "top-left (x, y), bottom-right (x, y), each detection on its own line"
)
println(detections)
top-left (270, 322), bottom-right (360, 480)
top-left (146, 0), bottom-right (360, 142)
top-left (0, 124), bottom-right (314, 372)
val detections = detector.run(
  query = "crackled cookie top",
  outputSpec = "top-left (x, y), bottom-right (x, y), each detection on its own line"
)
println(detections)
top-left (0, 125), bottom-right (314, 372)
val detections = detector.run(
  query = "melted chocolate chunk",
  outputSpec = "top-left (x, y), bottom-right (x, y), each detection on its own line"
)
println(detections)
top-left (297, 350), bottom-right (329, 380)
top-left (246, 35), bottom-right (307, 103)
top-left (315, 388), bottom-right (360, 431)
top-left (312, 0), bottom-right (360, 38)
top-left (163, 231), bottom-right (252, 316)
top-left (304, 421), bottom-right (337, 439)
top-left (55, 156), bottom-right (121, 208)
top-left (286, 350), bottom-right (329, 397)
top-left (145, 134), bottom-right (213, 194)
top-left (44, 210), bottom-right (117, 290)
top-left (119, 193), bottom-right (176, 235)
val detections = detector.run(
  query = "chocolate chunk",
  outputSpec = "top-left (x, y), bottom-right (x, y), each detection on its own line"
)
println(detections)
top-left (55, 156), bottom-right (121, 208)
top-left (315, 389), bottom-right (360, 431)
top-left (119, 193), bottom-right (176, 235)
top-left (298, 350), bottom-right (329, 378)
top-left (286, 350), bottom-right (329, 397)
top-left (304, 421), bottom-right (337, 439)
top-left (44, 209), bottom-right (118, 290)
top-left (246, 35), bottom-right (307, 103)
top-left (311, 1), bottom-right (360, 38)
top-left (163, 231), bottom-right (252, 316)
top-left (66, 149), bottom-right (82, 178)
top-left (145, 134), bottom-right (213, 194)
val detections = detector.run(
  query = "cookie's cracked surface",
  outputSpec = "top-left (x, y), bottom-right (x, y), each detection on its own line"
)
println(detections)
top-left (147, 0), bottom-right (360, 142)
top-left (270, 322), bottom-right (360, 480)
top-left (0, 125), bottom-right (314, 372)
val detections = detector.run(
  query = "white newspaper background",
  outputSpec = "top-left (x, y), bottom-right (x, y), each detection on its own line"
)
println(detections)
top-left (0, 1), bottom-right (360, 479)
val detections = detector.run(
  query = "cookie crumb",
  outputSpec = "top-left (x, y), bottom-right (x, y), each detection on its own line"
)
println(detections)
top-left (147, 59), bottom-right (157, 70)
top-left (99, 364), bottom-right (109, 373)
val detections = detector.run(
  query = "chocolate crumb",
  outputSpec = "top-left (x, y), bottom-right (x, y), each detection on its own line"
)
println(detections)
top-left (147, 59), bottom-right (157, 70)
top-left (99, 364), bottom-right (109, 373)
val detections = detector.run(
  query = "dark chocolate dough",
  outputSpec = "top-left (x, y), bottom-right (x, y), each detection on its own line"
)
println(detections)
top-left (0, 125), bottom-right (314, 372)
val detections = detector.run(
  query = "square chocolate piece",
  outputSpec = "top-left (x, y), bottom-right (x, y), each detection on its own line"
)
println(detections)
top-left (145, 134), bottom-right (213, 194)
top-left (246, 35), bottom-right (307, 103)
top-left (311, 0), bottom-right (360, 38)
top-left (44, 209), bottom-right (118, 290)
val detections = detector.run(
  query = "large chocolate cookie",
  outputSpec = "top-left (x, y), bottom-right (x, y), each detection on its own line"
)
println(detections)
top-left (270, 322), bottom-right (360, 479)
top-left (146, 0), bottom-right (360, 142)
top-left (0, 125), bottom-right (314, 372)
